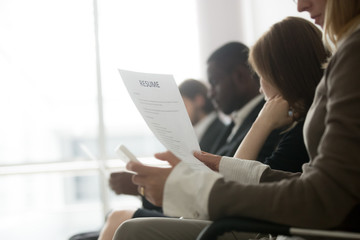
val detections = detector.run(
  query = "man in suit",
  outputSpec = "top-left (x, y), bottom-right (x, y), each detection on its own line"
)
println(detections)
top-left (206, 42), bottom-right (281, 160)
top-left (179, 79), bottom-right (225, 153)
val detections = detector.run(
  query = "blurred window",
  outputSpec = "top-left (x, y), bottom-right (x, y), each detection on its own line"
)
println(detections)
top-left (0, 0), bottom-right (199, 239)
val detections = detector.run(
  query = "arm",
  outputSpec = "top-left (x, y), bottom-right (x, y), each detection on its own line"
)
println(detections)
top-left (146, 34), bottom-right (360, 228)
top-left (194, 151), bottom-right (270, 184)
top-left (192, 150), bottom-right (299, 184)
top-left (127, 36), bottom-right (360, 228)
top-left (207, 36), bottom-right (360, 228)
top-left (234, 96), bottom-right (293, 160)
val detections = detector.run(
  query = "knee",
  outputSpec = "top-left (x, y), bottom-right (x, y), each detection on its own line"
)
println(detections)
top-left (106, 210), bottom-right (124, 222)
top-left (106, 210), bottom-right (135, 224)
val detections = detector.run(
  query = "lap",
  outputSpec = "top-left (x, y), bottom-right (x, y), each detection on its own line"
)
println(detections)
top-left (113, 217), bottom-right (260, 240)
top-left (132, 208), bottom-right (167, 218)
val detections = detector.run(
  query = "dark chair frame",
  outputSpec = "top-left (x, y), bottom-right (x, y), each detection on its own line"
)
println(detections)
top-left (196, 217), bottom-right (360, 240)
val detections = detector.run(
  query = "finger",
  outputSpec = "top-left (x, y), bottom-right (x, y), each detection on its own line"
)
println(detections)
top-left (132, 174), bottom-right (147, 186)
top-left (193, 151), bottom-right (217, 161)
top-left (193, 151), bottom-right (212, 158)
top-left (126, 161), bottom-right (145, 172)
top-left (154, 151), bottom-right (172, 160)
top-left (267, 94), bottom-right (282, 102)
top-left (193, 150), bottom-right (207, 155)
top-left (154, 151), bottom-right (180, 166)
top-left (127, 161), bottom-right (164, 176)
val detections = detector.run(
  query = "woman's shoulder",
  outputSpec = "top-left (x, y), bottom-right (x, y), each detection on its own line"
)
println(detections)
top-left (326, 28), bottom-right (360, 88)
top-left (338, 27), bottom-right (360, 53)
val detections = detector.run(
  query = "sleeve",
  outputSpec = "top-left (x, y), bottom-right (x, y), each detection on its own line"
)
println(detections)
top-left (207, 35), bottom-right (360, 229)
top-left (219, 156), bottom-right (269, 184)
top-left (162, 162), bottom-right (222, 219)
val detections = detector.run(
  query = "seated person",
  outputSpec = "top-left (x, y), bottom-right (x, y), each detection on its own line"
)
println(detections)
top-left (115, 14), bottom-right (345, 240)
top-left (108, 16), bottom-right (328, 240)
top-left (179, 78), bottom-right (226, 153)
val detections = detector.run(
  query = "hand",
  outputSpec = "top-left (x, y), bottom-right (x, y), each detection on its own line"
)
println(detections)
top-left (127, 161), bottom-right (173, 207)
top-left (193, 151), bottom-right (221, 172)
top-left (256, 95), bottom-right (294, 130)
top-left (108, 171), bottom-right (138, 196)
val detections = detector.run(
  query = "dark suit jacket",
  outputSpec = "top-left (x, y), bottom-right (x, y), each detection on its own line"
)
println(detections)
top-left (211, 99), bottom-right (282, 163)
top-left (199, 117), bottom-right (226, 153)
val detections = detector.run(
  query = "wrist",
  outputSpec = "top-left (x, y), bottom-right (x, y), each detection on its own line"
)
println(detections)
top-left (253, 118), bottom-right (274, 132)
top-left (216, 158), bottom-right (221, 171)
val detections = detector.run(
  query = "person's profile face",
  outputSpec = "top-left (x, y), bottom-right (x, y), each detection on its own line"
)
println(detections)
top-left (259, 77), bottom-right (281, 101)
top-left (207, 62), bottom-right (236, 115)
top-left (182, 96), bottom-right (196, 125)
top-left (297, 0), bottom-right (327, 28)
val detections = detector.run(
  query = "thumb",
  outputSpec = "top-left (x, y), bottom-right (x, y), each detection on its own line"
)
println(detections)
top-left (194, 151), bottom-right (217, 161)
top-left (154, 151), bottom-right (171, 160)
top-left (154, 151), bottom-right (180, 166)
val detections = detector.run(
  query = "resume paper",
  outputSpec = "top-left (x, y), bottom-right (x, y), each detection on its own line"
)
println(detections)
top-left (118, 69), bottom-right (207, 169)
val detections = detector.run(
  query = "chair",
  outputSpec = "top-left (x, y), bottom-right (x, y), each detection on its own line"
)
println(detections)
top-left (68, 231), bottom-right (100, 240)
top-left (196, 217), bottom-right (360, 240)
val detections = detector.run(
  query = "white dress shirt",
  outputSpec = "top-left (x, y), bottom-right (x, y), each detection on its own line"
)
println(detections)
top-left (227, 95), bottom-right (264, 142)
top-left (163, 158), bottom-right (269, 219)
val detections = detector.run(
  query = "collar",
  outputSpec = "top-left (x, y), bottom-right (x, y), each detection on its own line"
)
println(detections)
top-left (226, 95), bottom-right (264, 142)
top-left (231, 94), bottom-right (264, 127)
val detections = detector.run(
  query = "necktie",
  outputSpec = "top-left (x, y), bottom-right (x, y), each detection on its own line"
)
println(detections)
top-left (211, 121), bottom-right (235, 154)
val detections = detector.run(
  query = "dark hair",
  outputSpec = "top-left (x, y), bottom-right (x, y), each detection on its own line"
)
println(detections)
top-left (179, 79), bottom-right (214, 113)
top-left (207, 42), bottom-right (251, 74)
top-left (249, 17), bottom-right (330, 119)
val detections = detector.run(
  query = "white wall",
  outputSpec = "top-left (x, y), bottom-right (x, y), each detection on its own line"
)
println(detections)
top-left (195, 0), bottom-right (312, 79)
top-left (195, 0), bottom-right (244, 79)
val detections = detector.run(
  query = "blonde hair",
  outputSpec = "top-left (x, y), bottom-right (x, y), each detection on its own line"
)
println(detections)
top-left (324, 0), bottom-right (360, 49)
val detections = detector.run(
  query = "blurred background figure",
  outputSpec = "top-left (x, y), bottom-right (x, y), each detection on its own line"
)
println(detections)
top-left (179, 78), bottom-right (226, 152)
